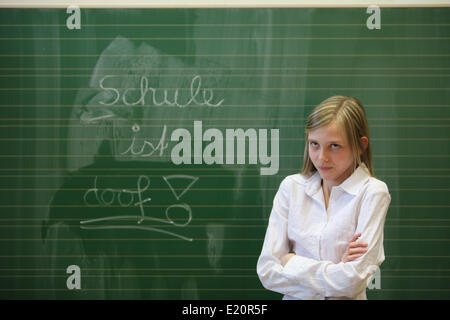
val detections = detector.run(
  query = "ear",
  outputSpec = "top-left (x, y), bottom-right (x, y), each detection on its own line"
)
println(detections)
top-left (360, 136), bottom-right (369, 153)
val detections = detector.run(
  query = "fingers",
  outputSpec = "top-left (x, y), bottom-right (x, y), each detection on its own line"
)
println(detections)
top-left (344, 244), bottom-right (368, 262)
top-left (349, 232), bottom-right (362, 243)
top-left (343, 233), bottom-right (369, 263)
top-left (345, 254), bottom-right (364, 262)
top-left (348, 240), bottom-right (368, 249)
top-left (342, 233), bottom-right (370, 263)
top-left (348, 233), bottom-right (368, 249)
top-left (348, 247), bottom-right (368, 255)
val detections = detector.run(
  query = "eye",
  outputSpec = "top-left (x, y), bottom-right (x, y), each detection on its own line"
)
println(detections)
top-left (331, 144), bottom-right (340, 149)
top-left (310, 141), bottom-right (319, 148)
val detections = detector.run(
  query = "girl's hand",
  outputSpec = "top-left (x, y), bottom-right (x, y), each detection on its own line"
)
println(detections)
top-left (281, 253), bottom-right (295, 266)
top-left (341, 233), bottom-right (368, 263)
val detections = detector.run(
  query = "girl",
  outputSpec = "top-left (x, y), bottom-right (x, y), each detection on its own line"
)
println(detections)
top-left (257, 96), bottom-right (391, 300)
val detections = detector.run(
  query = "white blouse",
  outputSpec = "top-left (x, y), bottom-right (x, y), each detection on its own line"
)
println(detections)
top-left (257, 164), bottom-right (391, 300)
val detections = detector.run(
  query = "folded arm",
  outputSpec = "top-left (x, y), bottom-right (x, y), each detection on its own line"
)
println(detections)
top-left (257, 178), bottom-right (391, 299)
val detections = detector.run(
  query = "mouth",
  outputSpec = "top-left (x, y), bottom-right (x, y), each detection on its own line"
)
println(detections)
top-left (319, 166), bottom-right (333, 171)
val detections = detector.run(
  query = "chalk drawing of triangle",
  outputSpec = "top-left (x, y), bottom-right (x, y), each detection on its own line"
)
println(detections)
top-left (163, 175), bottom-right (199, 200)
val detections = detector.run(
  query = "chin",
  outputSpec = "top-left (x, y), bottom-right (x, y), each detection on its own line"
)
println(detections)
top-left (319, 172), bottom-right (334, 180)
top-left (318, 169), bottom-right (338, 180)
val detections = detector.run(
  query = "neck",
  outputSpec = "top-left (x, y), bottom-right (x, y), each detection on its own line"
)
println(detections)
top-left (321, 179), bottom-right (334, 200)
top-left (321, 164), bottom-right (356, 196)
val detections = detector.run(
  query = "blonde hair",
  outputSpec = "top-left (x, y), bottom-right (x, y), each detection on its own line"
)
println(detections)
top-left (301, 95), bottom-right (374, 177)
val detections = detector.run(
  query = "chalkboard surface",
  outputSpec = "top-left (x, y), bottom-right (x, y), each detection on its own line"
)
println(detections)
top-left (0, 7), bottom-right (449, 299)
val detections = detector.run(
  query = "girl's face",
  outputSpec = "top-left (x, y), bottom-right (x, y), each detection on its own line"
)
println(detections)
top-left (307, 120), bottom-right (356, 186)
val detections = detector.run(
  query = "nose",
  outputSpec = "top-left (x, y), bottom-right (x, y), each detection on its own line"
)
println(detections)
top-left (319, 148), bottom-right (329, 162)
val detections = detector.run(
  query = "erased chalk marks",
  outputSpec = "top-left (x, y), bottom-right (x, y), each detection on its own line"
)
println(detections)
top-left (206, 224), bottom-right (225, 271)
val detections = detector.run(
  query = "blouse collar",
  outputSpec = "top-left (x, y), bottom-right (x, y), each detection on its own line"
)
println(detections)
top-left (304, 163), bottom-right (370, 197)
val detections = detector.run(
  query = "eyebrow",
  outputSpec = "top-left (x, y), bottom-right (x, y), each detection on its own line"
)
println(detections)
top-left (308, 138), bottom-right (343, 144)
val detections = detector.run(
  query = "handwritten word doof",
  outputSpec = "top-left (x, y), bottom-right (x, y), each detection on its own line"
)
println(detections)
top-left (99, 75), bottom-right (224, 108)
top-left (81, 175), bottom-right (198, 241)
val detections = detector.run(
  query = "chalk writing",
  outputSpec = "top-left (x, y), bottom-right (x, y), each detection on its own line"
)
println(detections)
top-left (81, 174), bottom-right (198, 241)
top-left (99, 74), bottom-right (224, 108)
top-left (117, 121), bottom-right (279, 175)
top-left (120, 123), bottom-right (169, 158)
top-left (163, 175), bottom-right (199, 200)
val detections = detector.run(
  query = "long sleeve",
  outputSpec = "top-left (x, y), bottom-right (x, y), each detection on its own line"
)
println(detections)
top-left (281, 188), bottom-right (391, 299)
top-left (257, 175), bottom-right (391, 299)
top-left (257, 177), bottom-right (322, 299)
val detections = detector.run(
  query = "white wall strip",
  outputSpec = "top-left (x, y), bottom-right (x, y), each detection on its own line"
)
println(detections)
top-left (0, 0), bottom-right (449, 8)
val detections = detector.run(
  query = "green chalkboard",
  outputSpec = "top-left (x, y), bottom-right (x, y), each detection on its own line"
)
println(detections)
top-left (0, 7), bottom-right (449, 299)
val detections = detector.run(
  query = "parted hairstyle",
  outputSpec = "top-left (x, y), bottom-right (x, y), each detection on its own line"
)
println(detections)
top-left (301, 95), bottom-right (374, 177)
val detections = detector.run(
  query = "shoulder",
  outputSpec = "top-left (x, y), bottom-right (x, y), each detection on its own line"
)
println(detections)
top-left (361, 176), bottom-right (391, 205)
top-left (365, 176), bottom-right (390, 195)
top-left (279, 173), bottom-right (309, 189)
top-left (274, 173), bottom-right (311, 200)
